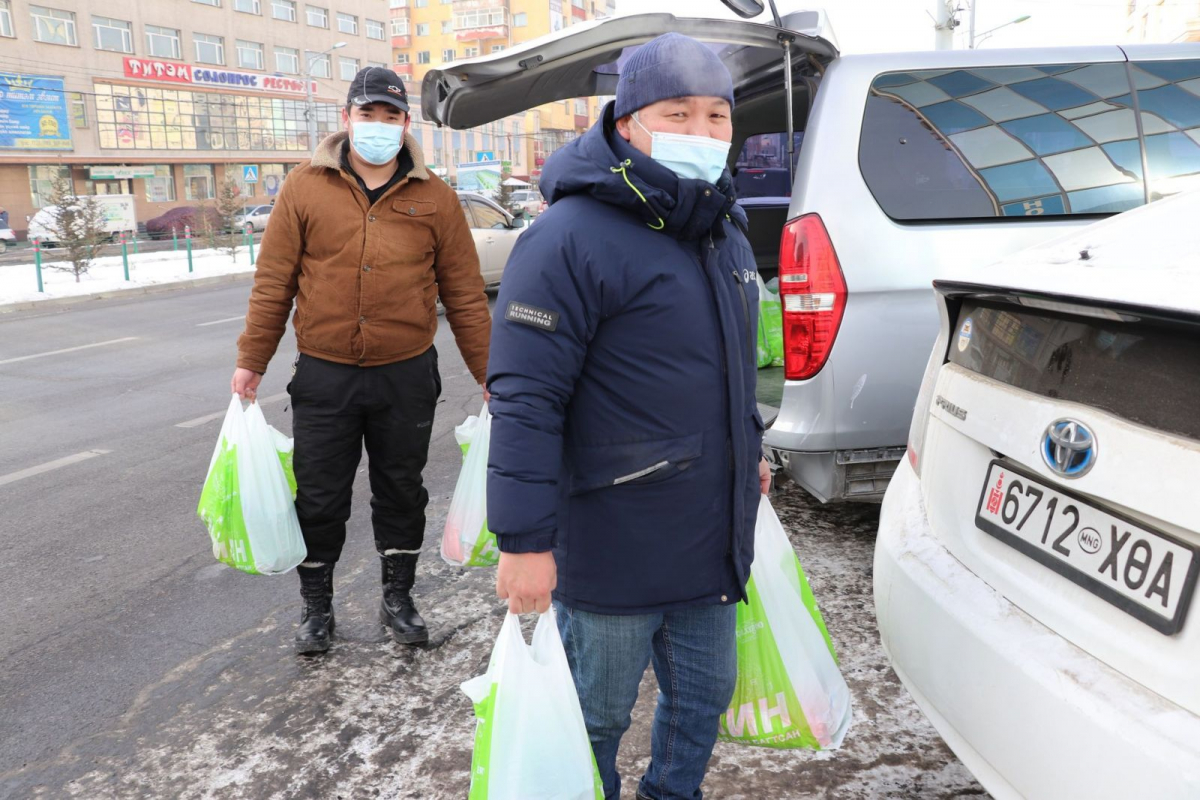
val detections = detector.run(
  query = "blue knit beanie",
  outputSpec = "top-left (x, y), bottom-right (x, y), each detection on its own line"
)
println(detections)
top-left (614, 33), bottom-right (735, 120)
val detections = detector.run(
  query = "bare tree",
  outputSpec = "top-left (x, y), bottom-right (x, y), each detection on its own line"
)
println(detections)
top-left (496, 172), bottom-right (515, 216)
top-left (43, 177), bottom-right (108, 283)
top-left (203, 179), bottom-right (245, 261)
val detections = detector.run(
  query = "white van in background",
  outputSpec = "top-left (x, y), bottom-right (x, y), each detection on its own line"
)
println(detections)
top-left (26, 194), bottom-right (137, 247)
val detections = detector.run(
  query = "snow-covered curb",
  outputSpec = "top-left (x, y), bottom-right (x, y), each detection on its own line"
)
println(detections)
top-left (0, 246), bottom-right (257, 308)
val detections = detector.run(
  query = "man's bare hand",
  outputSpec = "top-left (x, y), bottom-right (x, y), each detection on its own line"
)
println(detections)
top-left (231, 368), bottom-right (263, 401)
top-left (482, 383), bottom-right (492, 404)
top-left (759, 458), bottom-right (772, 495)
top-left (497, 551), bottom-right (556, 614)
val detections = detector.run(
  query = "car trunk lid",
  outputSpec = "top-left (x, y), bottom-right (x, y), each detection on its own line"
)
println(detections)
top-left (920, 279), bottom-right (1200, 717)
top-left (420, 12), bottom-right (837, 130)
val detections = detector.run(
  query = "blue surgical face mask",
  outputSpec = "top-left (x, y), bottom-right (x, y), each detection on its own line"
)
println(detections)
top-left (633, 113), bottom-right (731, 185)
top-left (350, 120), bottom-right (405, 165)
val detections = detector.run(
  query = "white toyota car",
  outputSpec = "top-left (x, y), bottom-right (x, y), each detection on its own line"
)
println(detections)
top-left (876, 190), bottom-right (1200, 799)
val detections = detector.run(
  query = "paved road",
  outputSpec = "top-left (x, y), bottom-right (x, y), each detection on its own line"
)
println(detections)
top-left (0, 283), bottom-right (986, 799)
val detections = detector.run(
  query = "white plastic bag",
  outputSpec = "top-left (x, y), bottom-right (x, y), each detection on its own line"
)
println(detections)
top-left (461, 610), bottom-right (603, 800)
top-left (196, 395), bottom-right (306, 575)
top-left (718, 495), bottom-right (853, 749)
top-left (441, 403), bottom-right (498, 567)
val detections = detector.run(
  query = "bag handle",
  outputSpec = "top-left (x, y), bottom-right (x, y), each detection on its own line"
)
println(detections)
top-left (497, 609), bottom-right (565, 671)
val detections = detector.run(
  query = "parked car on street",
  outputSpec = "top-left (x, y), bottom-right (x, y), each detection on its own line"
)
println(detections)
top-left (436, 192), bottom-right (528, 315)
top-left (235, 204), bottom-right (272, 232)
top-left (507, 189), bottom-right (544, 217)
top-left (0, 225), bottom-right (14, 254)
top-left (145, 206), bottom-right (224, 239)
top-left (876, 191), bottom-right (1200, 800)
top-left (422, 4), bottom-right (1200, 503)
top-left (456, 191), bottom-right (527, 289)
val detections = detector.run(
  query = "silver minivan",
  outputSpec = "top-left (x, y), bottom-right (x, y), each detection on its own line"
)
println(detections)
top-left (421, 5), bottom-right (1200, 502)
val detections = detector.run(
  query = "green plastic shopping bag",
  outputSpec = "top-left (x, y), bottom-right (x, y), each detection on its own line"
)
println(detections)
top-left (441, 403), bottom-right (499, 567)
top-left (718, 495), bottom-right (853, 750)
top-left (197, 396), bottom-right (305, 575)
top-left (756, 275), bottom-right (785, 369)
top-left (462, 610), bottom-right (604, 800)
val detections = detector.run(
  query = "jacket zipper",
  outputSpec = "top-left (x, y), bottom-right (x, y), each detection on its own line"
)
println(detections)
top-left (708, 233), bottom-right (742, 561)
top-left (708, 233), bottom-right (754, 365)
top-left (347, 171), bottom-right (411, 365)
top-left (728, 272), bottom-right (754, 366)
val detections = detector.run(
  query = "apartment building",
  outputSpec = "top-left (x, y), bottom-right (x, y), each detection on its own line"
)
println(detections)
top-left (389, 0), bottom-right (615, 183)
top-left (1128, 0), bottom-right (1200, 42)
top-left (0, 0), bottom-right (390, 235)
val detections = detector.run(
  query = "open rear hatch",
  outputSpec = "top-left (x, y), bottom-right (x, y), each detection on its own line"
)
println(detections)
top-left (422, 11), bottom-right (835, 425)
top-left (420, 12), bottom-right (837, 129)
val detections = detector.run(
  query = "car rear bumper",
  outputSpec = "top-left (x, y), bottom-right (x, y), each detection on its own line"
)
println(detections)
top-left (762, 360), bottom-right (908, 502)
top-left (762, 444), bottom-right (902, 502)
top-left (875, 460), bottom-right (1200, 800)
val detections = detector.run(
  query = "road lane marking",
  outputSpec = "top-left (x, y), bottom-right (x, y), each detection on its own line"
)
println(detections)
top-left (196, 316), bottom-right (245, 327)
top-left (175, 392), bottom-right (289, 428)
top-left (0, 450), bottom-right (111, 488)
top-left (0, 337), bottom-right (139, 366)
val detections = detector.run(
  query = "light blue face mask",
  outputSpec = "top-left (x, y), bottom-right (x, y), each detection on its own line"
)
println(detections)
top-left (633, 113), bottom-right (732, 185)
top-left (350, 120), bottom-right (405, 165)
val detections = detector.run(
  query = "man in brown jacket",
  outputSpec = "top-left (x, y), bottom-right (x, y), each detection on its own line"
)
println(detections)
top-left (231, 67), bottom-right (490, 654)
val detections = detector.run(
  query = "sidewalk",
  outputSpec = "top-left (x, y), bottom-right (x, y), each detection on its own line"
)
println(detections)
top-left (0, 245), bottom-right (257, 312)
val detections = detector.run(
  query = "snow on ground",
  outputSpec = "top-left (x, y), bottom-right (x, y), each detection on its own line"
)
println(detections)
top-left (0, 246), bottom-right (255, 306)
top-left (22, 482), bottom-right (988, 800)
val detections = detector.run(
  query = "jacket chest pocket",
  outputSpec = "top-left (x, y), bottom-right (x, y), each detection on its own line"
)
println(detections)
top-left (567, 432), bottom-right (704, 496)
top-left (380, 198), bottom-right (437, 254)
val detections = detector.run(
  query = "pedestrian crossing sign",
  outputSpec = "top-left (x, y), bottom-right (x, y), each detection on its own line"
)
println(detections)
top-left (242, 165), bottom-right (259, 183)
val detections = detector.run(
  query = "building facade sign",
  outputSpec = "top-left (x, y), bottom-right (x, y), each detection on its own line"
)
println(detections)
top-left (457, 160), bottom-right (502, 194)
top-left (89, 166), bottom-right (158, 179)
top-left (0, 72), bottom-right (72, 151)
top-left (122, 58), bottom-right (315, 96)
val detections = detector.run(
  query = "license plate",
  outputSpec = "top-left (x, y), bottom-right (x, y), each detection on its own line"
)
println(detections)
top-left (976, 460), bottom-right (1199, 635)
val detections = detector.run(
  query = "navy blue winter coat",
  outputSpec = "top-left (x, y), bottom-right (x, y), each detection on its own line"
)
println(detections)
top-left (486, 103), bottom-right (763, 615)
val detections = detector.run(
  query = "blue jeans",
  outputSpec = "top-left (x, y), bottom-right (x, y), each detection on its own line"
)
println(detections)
top-left (554, 600), bottom-right (738, 800)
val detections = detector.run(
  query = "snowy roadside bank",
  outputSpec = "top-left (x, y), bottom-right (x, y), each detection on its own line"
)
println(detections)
top-left (0, 247), bottom-right (257, 309)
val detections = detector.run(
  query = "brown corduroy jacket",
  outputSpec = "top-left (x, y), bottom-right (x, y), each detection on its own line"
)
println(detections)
top-left (236, 131), bottom-right (490, 381)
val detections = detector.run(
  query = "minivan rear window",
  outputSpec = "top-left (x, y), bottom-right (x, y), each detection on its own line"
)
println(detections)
top-left (1132, 60), bottom-right (1200, 202)
top-left (949, 301), bottom-right (1200, 442)
top-left (861, 64), bottom-right (1151, 221)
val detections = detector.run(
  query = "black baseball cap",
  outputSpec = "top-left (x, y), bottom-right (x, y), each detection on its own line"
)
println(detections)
top-left (347, 67), bottom-right (409, 113)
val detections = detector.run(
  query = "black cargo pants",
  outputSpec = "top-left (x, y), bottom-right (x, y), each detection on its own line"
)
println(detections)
top-left (288, 348), bottom-right (441, 564)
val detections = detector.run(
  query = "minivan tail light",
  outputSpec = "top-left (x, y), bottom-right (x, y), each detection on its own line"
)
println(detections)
top-left (778, 214), bottom-right (847, 381)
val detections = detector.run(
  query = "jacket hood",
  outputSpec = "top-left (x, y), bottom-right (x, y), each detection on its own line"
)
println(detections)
top-left (540, 101), bottom-right (746, 241)
top-left (311, 130), bottom-right (429, 181)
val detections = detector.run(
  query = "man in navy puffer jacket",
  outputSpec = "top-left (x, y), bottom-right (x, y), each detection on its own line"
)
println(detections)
top-left (486, 33), bottom-right (769, 800)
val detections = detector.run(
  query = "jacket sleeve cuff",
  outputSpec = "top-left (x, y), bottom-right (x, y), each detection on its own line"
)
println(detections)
top-left (495, 531), bottom-right (555, 554)
top-left (236, 358), bottom-right (267, 375)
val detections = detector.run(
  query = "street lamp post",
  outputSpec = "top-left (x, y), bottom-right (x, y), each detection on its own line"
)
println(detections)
top-left (970, 12), bottom-right (1031, 48)
top-left (305, 42), bottom-right (347, 153)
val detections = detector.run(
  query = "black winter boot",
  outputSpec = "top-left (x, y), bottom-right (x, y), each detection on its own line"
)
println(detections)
top-left (295, 563), bottom-right (335, 654)
top-left (379, 553), bottom-right (428, 645)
